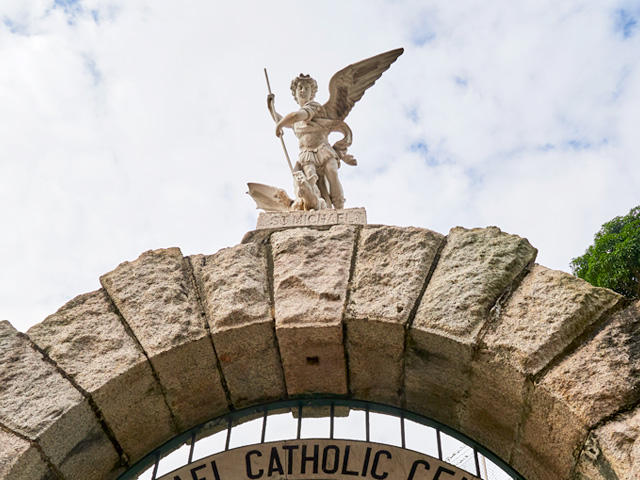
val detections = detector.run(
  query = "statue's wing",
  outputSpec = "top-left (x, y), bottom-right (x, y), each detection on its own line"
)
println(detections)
top-left (247, 183), bottom-right (293, 212)
top-left (323, 48), bottom-right (404, 121)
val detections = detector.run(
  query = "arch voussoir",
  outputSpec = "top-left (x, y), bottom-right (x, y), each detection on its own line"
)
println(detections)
top-left (463, 265), bottom-right (624, 480)
top-left (26, 288), bottom-right (175, 466)
top-left (573, 403), bottom-right (640, 480)
top-left (537, 300), bottom-right (640, 480)
top-left (189, 242), bottom-right (286, 409)
top-left (99, 247), bottom-right (230, 434)
top-left (344, 225), bottom-right (444, 407)
top-left (0, 321), bottom-right (122, 479)
top-left (404, 227), bottom-right (537, 429)
top-left (0, 426), bottom-right (60, 480)
top-left (269, 225), bottom-right (357, 397)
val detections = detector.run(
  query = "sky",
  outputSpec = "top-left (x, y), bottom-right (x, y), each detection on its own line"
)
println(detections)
top-left (1, 0), bottom-right (639, 332)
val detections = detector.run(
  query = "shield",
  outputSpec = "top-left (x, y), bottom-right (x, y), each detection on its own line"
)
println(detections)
top-left (247, 183), bottom-right (293, 212)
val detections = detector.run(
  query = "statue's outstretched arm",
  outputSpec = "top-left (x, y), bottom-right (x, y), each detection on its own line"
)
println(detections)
top-left (275, 109), bottom-right (309, 137)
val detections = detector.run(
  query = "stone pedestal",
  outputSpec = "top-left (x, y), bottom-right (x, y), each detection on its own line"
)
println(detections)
top-left (256, 207), bottom-right (367, 229)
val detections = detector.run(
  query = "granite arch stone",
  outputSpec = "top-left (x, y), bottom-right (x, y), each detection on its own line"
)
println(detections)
top-left (1, 225), bottom-right (638, 480)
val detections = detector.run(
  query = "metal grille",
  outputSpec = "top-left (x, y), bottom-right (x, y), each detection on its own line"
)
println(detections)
top-left (119, 398), bottom-right (525, 480)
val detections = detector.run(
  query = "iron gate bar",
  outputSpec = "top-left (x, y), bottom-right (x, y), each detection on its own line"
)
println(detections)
top-left (224, 418), bottom-right (232, 451)
top-left (365, 405), bottom-right (370, 442)
top-left (400, 412), bottom-right (406, 449)
top-left (297, 404), bottom-right (302, 439)
top-left (330, 403), bottom-right (335, 439)
top-left (261, 408), bottom-right (267, 444)
top-left (150, 451), bottom-right (159, 480)
top-left (116, 397), bottom-right (525, 480)
top-left (474, 448), bottom-right (482, 478)
top-left (188, 431), bottom-right (196, 464)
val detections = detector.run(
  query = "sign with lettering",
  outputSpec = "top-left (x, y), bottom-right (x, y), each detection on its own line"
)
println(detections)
top-left (158, 439), bottom-right (480, 480)
top-left (256, 208), bottom-right (367, 229)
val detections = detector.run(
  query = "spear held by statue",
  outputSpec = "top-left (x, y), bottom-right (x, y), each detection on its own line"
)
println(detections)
top-left (264, 68), bottom-right (294, 175)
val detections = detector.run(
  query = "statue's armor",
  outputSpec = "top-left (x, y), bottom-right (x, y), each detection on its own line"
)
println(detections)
top-left (293, 101), bottom-right (339, 169)
top-left (292, 101), bottom-right (345, 208)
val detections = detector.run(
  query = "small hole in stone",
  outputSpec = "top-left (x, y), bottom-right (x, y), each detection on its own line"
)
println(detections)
top-left (396, 305), bottom-right (404, 313)
top-left (306, 356), bottom-right (319, 365)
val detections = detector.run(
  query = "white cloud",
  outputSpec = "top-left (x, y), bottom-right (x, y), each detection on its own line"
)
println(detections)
top-left (1, 0), bottom-right (639, 330)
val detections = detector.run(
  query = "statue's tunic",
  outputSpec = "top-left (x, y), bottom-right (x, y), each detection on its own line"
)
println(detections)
top-left (293, 101), bottom-right (339, 170)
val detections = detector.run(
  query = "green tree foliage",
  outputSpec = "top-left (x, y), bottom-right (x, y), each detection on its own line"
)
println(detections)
top-left (571, 206), bottom-right (640, 300)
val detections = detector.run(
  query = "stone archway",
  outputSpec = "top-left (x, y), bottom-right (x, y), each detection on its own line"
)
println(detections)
top-left (1, 224), bottom-right (639, 480)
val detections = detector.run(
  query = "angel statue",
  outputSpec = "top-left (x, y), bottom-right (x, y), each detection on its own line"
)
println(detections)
top-left (247, 48), bottom-right (404, 212)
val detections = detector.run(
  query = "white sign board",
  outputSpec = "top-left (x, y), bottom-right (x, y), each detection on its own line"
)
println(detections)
top-left (158, 439), bottom-right (480, 480)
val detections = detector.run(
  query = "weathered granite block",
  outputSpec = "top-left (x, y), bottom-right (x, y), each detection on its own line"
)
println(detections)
top-left (515, 301), bottom-right (640, 480)
top-left (539, 300), bottom-right (640, 427)
top-left (190, 243), bottom-right (286, 408)
top-left (0, 429), bottom-right (57, 480)
top-left (573, 407), bottom-right (640, 480)
top-left (482, 266), bottom-right (624, 376)
top-left (0, 321), bottom-right (120, 479)
top-left (100, 247), bottom-right (228, 431)
top-left (271, 225), bottom-right (356, 395)
top-left (27, 289), bottom-right (176, 462)
top-left (405, 226), bottom-right (537, 425)
top-left (461, 265), bottom-right (623, 460)
top-left (571, 435), bottom-right (617, 480)
top-left (345, 226), bottom-right (444, 405)
top-left (513, 385), bottom-right (587, 480)
top-left (457, 356), bottom-right (527, 462)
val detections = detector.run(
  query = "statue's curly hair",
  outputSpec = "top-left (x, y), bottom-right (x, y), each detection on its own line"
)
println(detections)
top-left (290, 74), bottom-right (318, 100)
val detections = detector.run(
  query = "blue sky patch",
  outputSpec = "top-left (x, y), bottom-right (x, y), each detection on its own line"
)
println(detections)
top-left (465, 167), bottom-right (484, 188)
top-left (537, 143), bottom-right (556, 152)
top-left (537, 138), bottom-right (608, 152)
top-left (410, 141), bottom-right (429, 154)
top-left (615, 9), bottom-right (638, 38)
top-left (410, 141), bottom-right (443, 167)
top-left (3, 17), bottom-right (29, 35)
top-left (566, 137), bottom-right (609, 151)
top-left (54, 0), bottom-right (81, 8)
top-left (568, 139), bottom-right (591, 150)
top-left (610, 67), bottom-right (631, 101)
top-left (409, 15), bottom-right (437, 47)
top-left (411, 30), bottom-right (436, 46)
top-left (454, 76), bottom-right (468, 88)
top-left (406, 107), bottom-right (420, 124)
top-left (84, 56), bottom-right (102, 85)
top-left (3, 17), bottom-right (17, 33)
top-left (53, 0), bottom-right (83, 21)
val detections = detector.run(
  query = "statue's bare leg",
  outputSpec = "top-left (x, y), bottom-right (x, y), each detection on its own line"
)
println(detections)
top-left (302, 164), bottom-right (318, 185)
top-left (324, 159), bottom-right (345, 209)
top-left (317, 176), bottom-right (331, 206)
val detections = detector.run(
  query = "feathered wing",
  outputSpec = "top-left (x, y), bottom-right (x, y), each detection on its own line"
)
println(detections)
top-left (323, 48), bottom-right (404, 121)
